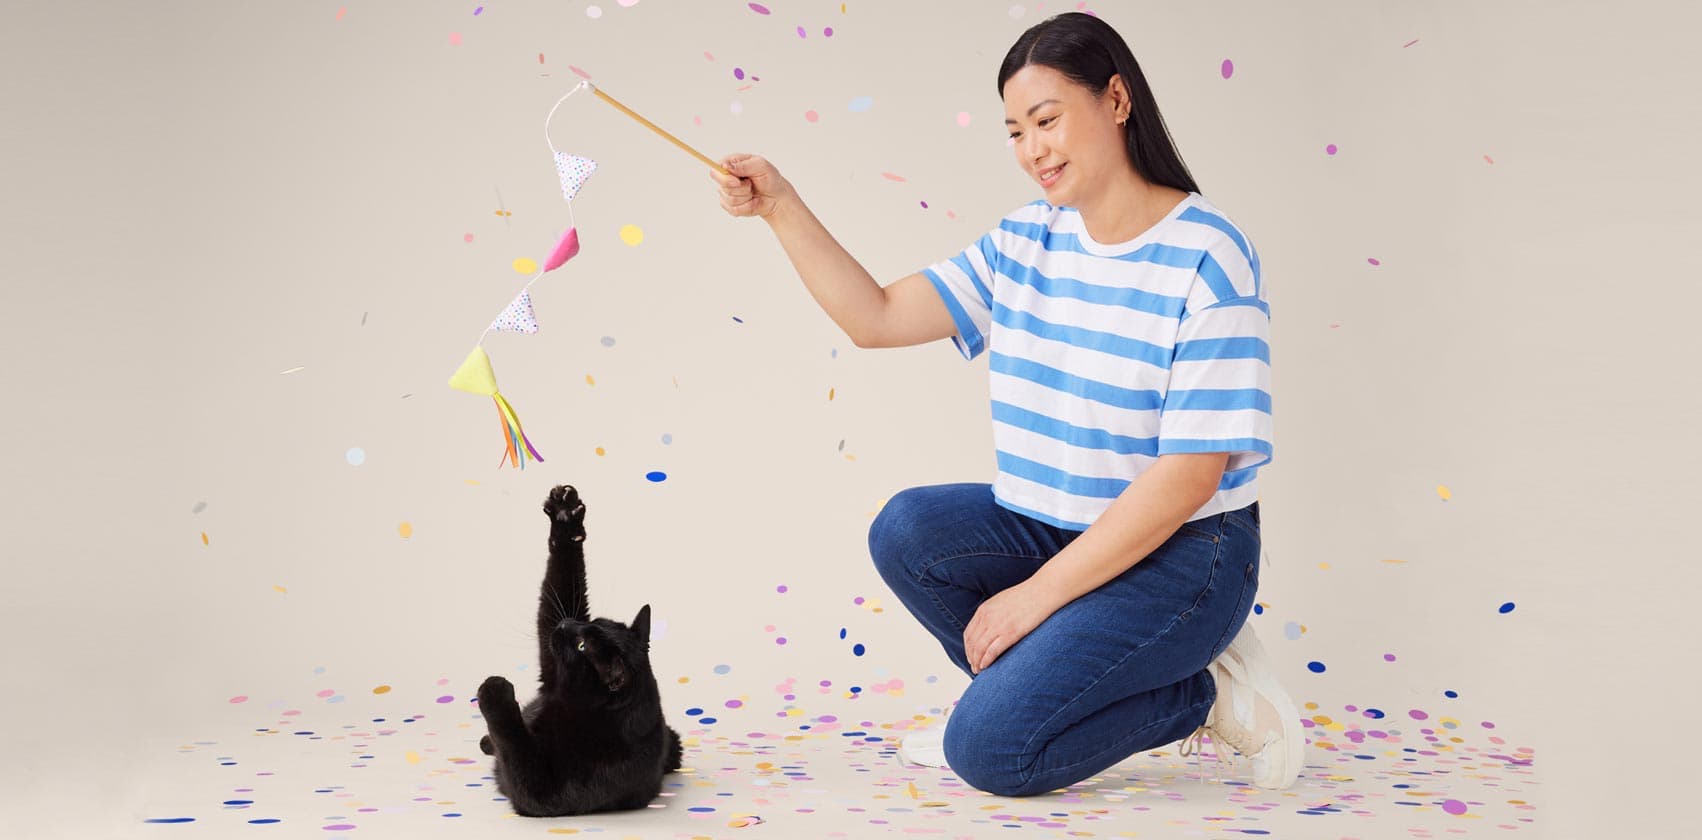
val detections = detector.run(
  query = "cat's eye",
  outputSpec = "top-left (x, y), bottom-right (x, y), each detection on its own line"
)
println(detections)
top-left (575, 639), bottom-right (586, 652)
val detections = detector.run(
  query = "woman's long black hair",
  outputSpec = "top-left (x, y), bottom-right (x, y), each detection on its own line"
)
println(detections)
top-left (998, 12), bottom-right (1200, 195)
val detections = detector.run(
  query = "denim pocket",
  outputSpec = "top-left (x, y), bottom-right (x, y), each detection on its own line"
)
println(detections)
top-left (1174, 517), bottom-right (1221, 544)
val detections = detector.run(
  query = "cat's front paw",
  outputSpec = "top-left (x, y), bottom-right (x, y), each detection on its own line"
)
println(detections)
top-left (478, 675), bottom-right (515, 708)
top-left (542, 484), bottom-right (587, 540)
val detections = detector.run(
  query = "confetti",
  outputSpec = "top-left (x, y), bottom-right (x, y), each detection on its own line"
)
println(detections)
top-left (512, 257), bottom-right (538, 273)
top-left (747, 2), bottom-right (770, 13)
top-left (848, 96), bottom-right (873, 112)
top-left (619, 224), bottom-right (645, 246)
top-left (1221, 58), bottom-right (1234, 79)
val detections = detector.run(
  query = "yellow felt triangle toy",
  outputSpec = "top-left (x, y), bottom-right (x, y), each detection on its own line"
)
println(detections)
top-left (450, 346), bottom-right (542, 469)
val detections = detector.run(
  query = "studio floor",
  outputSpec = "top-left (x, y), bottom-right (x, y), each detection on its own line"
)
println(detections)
top-left (112, 672), bottom-right (1538, 839)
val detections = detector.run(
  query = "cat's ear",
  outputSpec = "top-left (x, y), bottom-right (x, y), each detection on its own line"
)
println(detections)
top-left (630, 604), bottom-right (652, 644)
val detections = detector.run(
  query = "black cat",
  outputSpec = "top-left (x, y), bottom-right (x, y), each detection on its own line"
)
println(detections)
top-left (477, 484), bottom-right (682, 816)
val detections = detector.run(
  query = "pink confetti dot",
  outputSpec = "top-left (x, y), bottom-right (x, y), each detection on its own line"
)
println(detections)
top-left (229, 695), bottom-right (248, 704)
top-left (1409, 709), bottom-right (1429, 720)
top-left (1221, 59), bottom-right (1234, 79)
top-left (463, 233), bottom-right (474, 243)
top-left (804, 109), bottom-right (819, 122)
top-left (448, 32), bottom-right (462, 45)
top-left (316, 689), bottom-right (335, 698)
top-left (1442, 799), bottom-right (1468, 815)
top-left (748, 2), bottom-right (770, 13)
top-left (797, 26), bottom-right (807, 38)
top-left (1367, 257), bottom-right (1381, 266)
top-left (764, 624), bottom-right (776, 632)
top-left (1326, 143), bottom-right (1338, 155)
top-left (823, 27), bottom-right (833, 37)
top-left (956, 111), bottom-right (972, 128)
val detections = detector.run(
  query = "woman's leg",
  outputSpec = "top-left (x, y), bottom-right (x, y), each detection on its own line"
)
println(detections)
top-left (868, 484), bottom-right (1080, 676)
top-left (874, 489), bottom-right (1263, 796)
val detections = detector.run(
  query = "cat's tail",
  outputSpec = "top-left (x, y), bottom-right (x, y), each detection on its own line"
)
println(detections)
top-left (664, 726), bottom-right (682, 773)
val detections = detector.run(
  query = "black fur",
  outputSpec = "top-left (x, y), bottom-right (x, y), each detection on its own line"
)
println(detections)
top-left (477, 485), bottom-right (682, 817)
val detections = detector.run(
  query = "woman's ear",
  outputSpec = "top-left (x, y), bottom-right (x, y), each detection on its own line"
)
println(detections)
top-left (1106, 74), bottom-right (1131, 123)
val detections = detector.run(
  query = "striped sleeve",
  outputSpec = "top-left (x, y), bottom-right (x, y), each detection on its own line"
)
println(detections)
top-left (1156, 289), bottom-right (1274, 473)
top-left (921, 230), bottom-right (998, 360)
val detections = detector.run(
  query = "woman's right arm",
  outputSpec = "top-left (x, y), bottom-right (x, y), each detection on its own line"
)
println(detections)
top-left (712, 154), bottom-right (957, 349)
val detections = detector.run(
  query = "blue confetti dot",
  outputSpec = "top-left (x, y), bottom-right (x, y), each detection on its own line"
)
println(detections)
top-left (661, 433), bottom-right (673, 445)
top-left (223, 799), bottom-right (254, 805)
top-left (247, 819), bottom-right (281, 824)
top-left (685, 707), bottom-right (703, 716)
top-left (699, 717), bottom-right (718, 724)
top-left (852, 643), bottom-right (866, 656)
top-left (688, 807), bottom-right (716, 813)
top-left (144, 818), bottom-right (196, 824)
top-left (345, 447), bottom-right (366, 466)
top-left (1252, 603), bottom-right (1264, 615)
top-left (713, 664), bottom-right (730, 675)
top-left (646, 471), bottom-right (667, 482)
top-left (849, 95), bottom-right (874, 112)
top-left (1364, 708), bottom-right (1385, 719)
top-left (1307, 661), bottom-right (1326, 673)
top-left (600, 336), bottom-right (616, 347)
top-left (1498, 601), bottom-right (1516, 614)
top-left (838, 628), bottom-right (847, 639)
top-left (1444, 689), bottom-right (1459, 698)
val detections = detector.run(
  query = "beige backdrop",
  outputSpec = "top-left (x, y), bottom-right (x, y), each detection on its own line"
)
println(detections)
top-left (3, 1), bottom-right (1697, 837)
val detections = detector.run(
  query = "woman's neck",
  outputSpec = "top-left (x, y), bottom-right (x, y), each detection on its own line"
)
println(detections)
top-left (1074, 172), bottom-right (1188, 245)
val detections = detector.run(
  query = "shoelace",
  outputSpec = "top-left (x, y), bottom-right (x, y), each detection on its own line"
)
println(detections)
top-left (1181, 656), bottom-right (1268, 783)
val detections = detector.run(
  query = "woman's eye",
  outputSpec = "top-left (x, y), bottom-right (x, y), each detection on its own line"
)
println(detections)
top-left (576, 640), bottom-right (586, 652)
top-left (1038, 117), bottom-right (1055, 127)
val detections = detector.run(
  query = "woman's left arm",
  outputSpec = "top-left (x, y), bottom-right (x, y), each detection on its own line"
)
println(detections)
top-left (961, 451), bottom-right (1230, 674)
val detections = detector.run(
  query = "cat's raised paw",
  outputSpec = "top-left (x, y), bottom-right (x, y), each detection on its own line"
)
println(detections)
top-left (542, 485), bottom-right (587, 523)
top-left (478, 675), bottom-right (515, 707)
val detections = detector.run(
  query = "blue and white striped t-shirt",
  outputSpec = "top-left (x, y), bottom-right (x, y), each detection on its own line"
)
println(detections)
top-left (921, 194), bottom-right (1271, 530)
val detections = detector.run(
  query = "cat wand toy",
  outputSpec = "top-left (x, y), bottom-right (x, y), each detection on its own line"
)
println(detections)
top-left (450, 80), bottom-right (729, 468)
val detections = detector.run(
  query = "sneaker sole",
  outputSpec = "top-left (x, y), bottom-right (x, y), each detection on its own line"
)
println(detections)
top-left (1232, 628), bottom-right (1305, 788)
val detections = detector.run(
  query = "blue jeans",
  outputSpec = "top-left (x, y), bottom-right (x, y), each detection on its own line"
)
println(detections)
top-left (869, 483), bottom-right (1261, 796)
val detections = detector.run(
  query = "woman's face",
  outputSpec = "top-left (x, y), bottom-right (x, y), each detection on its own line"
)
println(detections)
top-left (1002, 64), bottom-right (1129, 206)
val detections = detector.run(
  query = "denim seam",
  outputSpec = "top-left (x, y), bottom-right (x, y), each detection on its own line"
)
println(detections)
top-left (1012, 537), bottom-right (1225, 787)
top-left (911, 552), bottom-right (1047, 633)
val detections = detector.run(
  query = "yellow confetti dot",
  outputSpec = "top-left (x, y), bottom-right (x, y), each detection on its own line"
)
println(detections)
top-left (200, 532), bottom-right (209, 546)
top-left (1437, 484), bottom-right (1452, 501)
top-left (398, 522), bottom-right (413, 539)
top-left (272, 585), bottom-right (288, 594)
top-left (677, 676), bottom-right (690, 683)
top-left (907, 781), bottom-right (920, 799)
top-left (619, 224), bottom-right (644, 246)
top-left (585, 374), bottom-right (596, 386)
top-left (595, 446), bottom-right (607, 456)
top-left (1318, 562), bottom-right (1330, 570)
top-left (547, 829), bottom-right (580, 835)
top-left (405, 750), bottom-right (422, 764)
top-left (828, 387), bottom-right (835, 400)
top-left (373, 685), bottom-right (392, 694)
top-left (513, 257), bottom-right (538, 273)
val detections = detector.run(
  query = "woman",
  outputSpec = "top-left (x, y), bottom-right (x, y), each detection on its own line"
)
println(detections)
top-left (711, 12), bottom-right (1302, 795)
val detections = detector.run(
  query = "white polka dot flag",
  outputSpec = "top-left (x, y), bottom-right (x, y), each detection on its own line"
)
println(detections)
top-left (554, 153), bottom-right (597, 202)
top-left (489, 289), bottom-right (540, 334)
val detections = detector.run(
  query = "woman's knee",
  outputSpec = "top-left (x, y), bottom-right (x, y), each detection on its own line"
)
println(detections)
top-left (942, 704), bottom-right (1052, 797)
top-left (867, 486), bottom-right (933, 579)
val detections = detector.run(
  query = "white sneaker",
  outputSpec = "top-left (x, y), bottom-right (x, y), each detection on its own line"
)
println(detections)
top-left (897, 706), bottom-right (952, 768)
top-left (1180, 622), bottom-right (1304, 789)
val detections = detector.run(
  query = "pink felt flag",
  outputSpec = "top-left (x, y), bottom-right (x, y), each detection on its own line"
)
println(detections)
top-left (490, 290), bottom-right (540, 334)
top-left (554, 152), bottom-right (597, 202)
top-left (543, 227), bottom-right (580, 272)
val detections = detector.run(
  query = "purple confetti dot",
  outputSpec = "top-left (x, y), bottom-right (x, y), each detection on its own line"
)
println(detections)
top-left (733, 67), bottom-right (745, 80)
top-left (1442, 799), bottom-right (1468, 815)
top-left (1409, 709), bottom-right (1429, 720)
top-left (776, 585), bottom-right (788, 593)
top-left (435, 695), bottom-right (453, 704)
top-left (823, 26), bottom-right (833, 37)
top-left (1221, 59), bottom-right (1234, 79)
top-left (1326, 143), bottom-right (1339, 155)
top-left (323, 826), bottom-right (358, 832)
top-left (797, 26), bottom-right (806, 38)
top-left (775, 637), bottom-right (787, 645)
top-left (725, 699), bottom-right (743, 709)
top-left (747, 2), bottom-right (770, 14)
